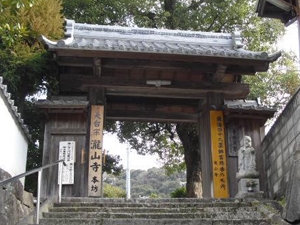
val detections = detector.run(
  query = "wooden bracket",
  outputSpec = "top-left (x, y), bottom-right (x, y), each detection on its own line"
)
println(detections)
top-left (212, 65), bottom-right (227, 82)
top-left (94, 58), bottom-right (102, 77)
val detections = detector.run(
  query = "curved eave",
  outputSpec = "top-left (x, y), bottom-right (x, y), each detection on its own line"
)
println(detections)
top-left (41, 35), bottom-right (281, 64)
top-left (223, 106), bottom-right (276, 126)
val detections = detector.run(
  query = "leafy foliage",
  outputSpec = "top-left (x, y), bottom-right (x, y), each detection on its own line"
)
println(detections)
top-left (0, 0), bottom-right (63, 194)
top-left (62, 0), bottom-right (135, 26)
top-left (244, 51), bottom-right (300, 113)
top-left (106, 167), bottom-right (186, 198)
top-left (0, 0), bottom-right (63, 108)
top-left (103, 183), bottom-right (126, 198)
top-left (111, 121), bottom-right (184, 173)
top-left (0, 0), bottom-right (37, 13)
top-left (103, 153), bottom-right (123, 176)
top-left (170, 187), bottom-right (186, 198)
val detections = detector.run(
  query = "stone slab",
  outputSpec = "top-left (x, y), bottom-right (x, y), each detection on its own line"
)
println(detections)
top-left (235, 191), bottom-right (264, 199)
top-left (282, 143), bottom-right (300, 223)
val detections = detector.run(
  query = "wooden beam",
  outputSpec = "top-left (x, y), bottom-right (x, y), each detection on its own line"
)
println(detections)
top-left (102, 59), bottom-right (215, 72)
top-left (212, 65), bottom-right (227, 82)
top-left (88, 87), bottom-right (105, 105)
top-left (57, 56), bottom-right (93, 67)
top-left (106, 97), bottom-right (200, 108)
top-left (59, 74), bottom-right (250, 99)
top-left (56, 57), bottom-right (261, 75)
top-left (55, 49), bottom-right (271, 72)
top-left (106, 109), bottom-right (198, 123)
top-left (50, 128), bottom-right (87, 135)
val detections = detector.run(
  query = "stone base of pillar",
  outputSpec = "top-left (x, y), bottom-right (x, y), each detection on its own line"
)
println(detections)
top-left (235, 178), bottom-right (264, 198)
top-left (235, 191), bottom-right (264, 198)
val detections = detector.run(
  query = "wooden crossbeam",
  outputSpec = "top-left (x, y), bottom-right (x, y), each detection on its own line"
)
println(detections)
top-left (106, 109), bottom-right (198, 123)
top-left (55, 49), bottom-right (270, 72)
top-left (59, 74), bottom-right (249, 99)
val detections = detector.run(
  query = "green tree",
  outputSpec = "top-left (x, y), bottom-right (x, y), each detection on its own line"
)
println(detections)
top-left (244, 51), bottom-right (300, 113)
top-left (0, 0), bottom-right (64, 108)
top-left (0, 0), bottom-right (64, 194)
top-left (62, 0), bottom-right (299, 197)
top-left (103, 153), bottom-right (123, 176)
top-left (110, 167), bottom-right (186, 198)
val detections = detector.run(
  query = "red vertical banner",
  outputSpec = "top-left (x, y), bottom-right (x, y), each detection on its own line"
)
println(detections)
top-left (210, 110), bottom-right (229, 198)
top-left (88, 105), bottom-right (104, 197)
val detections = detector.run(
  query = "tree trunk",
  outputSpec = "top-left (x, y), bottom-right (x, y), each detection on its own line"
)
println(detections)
top-left (176, 123), bottom-right (202, 198)
top-left (164, 0), bottom-right (176, 29)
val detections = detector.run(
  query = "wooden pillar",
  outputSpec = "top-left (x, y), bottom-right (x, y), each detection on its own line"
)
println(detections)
top-left (87, 88), bottom-right (105, 197)
top-left (199, 93), bottom-right (229, 198)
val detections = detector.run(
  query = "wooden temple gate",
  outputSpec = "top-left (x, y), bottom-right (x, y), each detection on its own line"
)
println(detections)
top-left (38, 19), bottom-right (279, 198)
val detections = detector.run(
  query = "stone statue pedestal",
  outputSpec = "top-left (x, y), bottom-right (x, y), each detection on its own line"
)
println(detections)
top-left (235, 178), bottom-right (264, 198)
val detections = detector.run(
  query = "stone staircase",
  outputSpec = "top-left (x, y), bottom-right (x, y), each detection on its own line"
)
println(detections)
top-left (38, 197), bottom-right (286, 225)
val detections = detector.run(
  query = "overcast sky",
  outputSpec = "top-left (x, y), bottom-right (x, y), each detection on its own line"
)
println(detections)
top-left (103, 133), bottom-right (162, 170)
top-left (279, 21), bottom-right (299, 58)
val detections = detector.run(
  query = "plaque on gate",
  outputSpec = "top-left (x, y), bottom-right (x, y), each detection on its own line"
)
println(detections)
top-left (58, 141), bottom-right (76, 184)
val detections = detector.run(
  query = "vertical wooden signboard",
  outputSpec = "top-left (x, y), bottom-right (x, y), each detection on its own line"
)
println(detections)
top-left (210, 111), bottom-right (229, 198)
top-left (88, 105), bottom-right (104, 197)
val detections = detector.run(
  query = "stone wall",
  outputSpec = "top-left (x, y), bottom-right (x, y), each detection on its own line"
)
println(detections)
top-left (262, 87), bottom-right (300, 198)
top-left (0, 168), bottom-right (34, 225)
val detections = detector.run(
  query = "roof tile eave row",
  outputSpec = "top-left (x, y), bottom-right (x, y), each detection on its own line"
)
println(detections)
top-left (41, 19), bottom-right (281, 62)
top-left (45, 40), bottom-right (279, 61)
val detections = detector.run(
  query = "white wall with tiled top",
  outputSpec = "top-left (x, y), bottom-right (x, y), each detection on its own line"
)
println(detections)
top-left (0, 81), bottom-right (29, 186)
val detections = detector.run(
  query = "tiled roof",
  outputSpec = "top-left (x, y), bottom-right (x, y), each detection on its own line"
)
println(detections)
top-left (224, 99), bottom-right (276, 114)
top-left (0, 77), bottom-right (30, 140)
top-left (41, 19), bottom-right (281, 61)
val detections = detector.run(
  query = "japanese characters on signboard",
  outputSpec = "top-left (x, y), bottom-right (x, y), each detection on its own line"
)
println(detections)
top-left (88, 105), bottom-right (104, 197)
top-left (210, 111), bottom-right (229, 198)
top-left (58, 141), bottom-right (75, 185)
top-left (227, 125), bottom-right (242, 157)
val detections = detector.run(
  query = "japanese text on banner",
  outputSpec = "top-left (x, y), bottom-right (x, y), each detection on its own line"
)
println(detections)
top-left (210, 111), bottom-right (229, 198)
top-left (88, 105), bottom-right (104, 197)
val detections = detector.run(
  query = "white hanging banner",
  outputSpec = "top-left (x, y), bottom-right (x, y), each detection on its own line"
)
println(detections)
top-left (58, 141), bottom-right (76, 185)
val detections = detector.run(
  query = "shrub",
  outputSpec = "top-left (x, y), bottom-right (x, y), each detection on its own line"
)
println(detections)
top-left (103, 183), bottom-right (126, 198)
top-left (170, 187), bottom-right (186, 198)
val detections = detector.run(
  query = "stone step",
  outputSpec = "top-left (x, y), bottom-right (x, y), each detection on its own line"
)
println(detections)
top-left (61, 197), bottom-right (245, 204)
top-left (50, 206), bottom-right (259, 214)
top-left (38, 218), bottom-right (270, 225)
top-left (53, 201), bottom-right (252, 208)
top-left (38, 198), bottom-right (282, 225)
top-left (43, 211), bottom-right (264, 220)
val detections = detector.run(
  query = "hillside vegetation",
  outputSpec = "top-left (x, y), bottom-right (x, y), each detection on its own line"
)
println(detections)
top-left (104, 167), bottom-right (186, 198)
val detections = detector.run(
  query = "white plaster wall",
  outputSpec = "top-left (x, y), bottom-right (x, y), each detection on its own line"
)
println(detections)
top-left (0, 94), bottom-right (28, 186)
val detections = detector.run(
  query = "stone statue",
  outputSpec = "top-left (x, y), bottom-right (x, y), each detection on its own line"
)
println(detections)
top-left (236, 136), bottom-right (259, 179)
